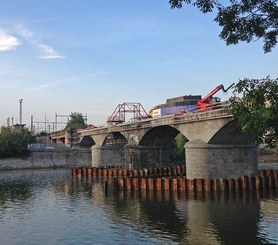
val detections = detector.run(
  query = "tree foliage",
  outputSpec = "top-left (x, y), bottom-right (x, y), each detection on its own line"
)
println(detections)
top-left (66, 112), bottom-right (87, 129)
top-left (169, 0), bottom-right (278, 52)
top-left (175, 133), bottom-right (188, 161)
top-left (229, 77), bottom-right (278, 146)
top-left (0, 127), bottom-right (35, 158)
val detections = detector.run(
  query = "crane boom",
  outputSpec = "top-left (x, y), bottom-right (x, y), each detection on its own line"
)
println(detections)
top-left (197, 83), bottom-right (234, 111)
top-left (198, 85), bottom-right (224, 104)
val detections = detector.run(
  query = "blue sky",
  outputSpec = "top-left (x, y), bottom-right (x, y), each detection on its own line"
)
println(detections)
top-left (0, 0), bottom-right (277, 130)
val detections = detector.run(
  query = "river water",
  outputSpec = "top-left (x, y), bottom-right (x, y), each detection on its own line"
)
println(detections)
top-left (0, 169), bottom-right (277, 245)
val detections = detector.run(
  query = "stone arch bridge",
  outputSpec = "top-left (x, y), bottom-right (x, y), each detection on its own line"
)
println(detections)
top-left (79, 106), bottom-right (257, 179)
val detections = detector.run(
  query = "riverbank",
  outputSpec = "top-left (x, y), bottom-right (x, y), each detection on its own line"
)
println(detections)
top-left (258, 147), bottom-right (278, 169)
top-left (259, 162), bottom-right (278, 169)
top-left (258, 146), bottom-right (278, 162)
top-left (0, 148), bottom-right (277, 171)
top-left (0, 149), bottom-right (91, 170)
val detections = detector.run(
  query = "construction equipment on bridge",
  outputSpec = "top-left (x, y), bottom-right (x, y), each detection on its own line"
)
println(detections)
top-left (107, 102), bottom-right (149, 124)
top-left (149, 95), bottom-right (201, 117)
top-left (197, 83), bottom-right (234, 112)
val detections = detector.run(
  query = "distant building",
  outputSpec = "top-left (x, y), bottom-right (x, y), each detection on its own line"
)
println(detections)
top-left (84, 124), bottom-right (97, 130)
top-left (149, 95), bottom-right (201, 117)
top-left (12, 124), bottom-right (26, 133)
top-left (50, 128), bottom-right (80, 147)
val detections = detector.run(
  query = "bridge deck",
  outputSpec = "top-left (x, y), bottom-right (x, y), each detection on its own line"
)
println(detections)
top-left (80, 103), bottom-right (232, 136)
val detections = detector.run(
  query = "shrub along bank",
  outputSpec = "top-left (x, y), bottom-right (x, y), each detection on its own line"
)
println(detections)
top-left (0, 127), bottom-right (34, 158)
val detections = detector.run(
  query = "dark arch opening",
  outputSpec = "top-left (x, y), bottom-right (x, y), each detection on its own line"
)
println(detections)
top-left (102, 132), bottom-right (128, 147)
top-left (139, 125), bottom-right (181, 146)
top-left (208, 120), bottom-right (250, 144)
top-left (139, 126), bottom-right (188, 165)
top-left (79, 136), bottom-right (96, 148)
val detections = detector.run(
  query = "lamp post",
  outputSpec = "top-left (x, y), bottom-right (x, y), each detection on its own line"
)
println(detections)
top-left (19, 99), bottom-right (23, 125)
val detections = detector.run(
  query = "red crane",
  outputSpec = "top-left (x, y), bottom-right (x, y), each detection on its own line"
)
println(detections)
top-left (197, 83), bottom-right (234, 112)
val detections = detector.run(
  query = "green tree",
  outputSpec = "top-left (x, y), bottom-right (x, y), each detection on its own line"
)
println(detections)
top-left (169, 0), bottom-right (278, 52)
top-left (66, 112), bottom-right (87, 129)
top-left (0, 127), bottom-right (35, 158)
top-left (229, 77), bottom-right (278, 146)
top-left (175, 133), bottom-right (188, 161)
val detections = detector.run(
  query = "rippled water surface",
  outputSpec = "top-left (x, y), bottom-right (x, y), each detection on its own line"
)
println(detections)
top-left (0, 169), bottom-right (277, 244)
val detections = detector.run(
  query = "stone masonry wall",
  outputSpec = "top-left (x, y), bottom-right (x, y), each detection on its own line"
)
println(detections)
top-left (92, 146), bottom-right (125, 167)
top-left (0, 150), bottom-right (91, 170)
top-left (185, 143), bottom-right (258, 179)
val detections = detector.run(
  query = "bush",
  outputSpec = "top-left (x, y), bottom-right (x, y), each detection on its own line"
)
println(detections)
top-left (0, 127), bottom-right (34, 158)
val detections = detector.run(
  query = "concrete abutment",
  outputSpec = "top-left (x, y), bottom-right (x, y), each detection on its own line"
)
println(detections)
top-left (185, 142), bottom-right (258, 179)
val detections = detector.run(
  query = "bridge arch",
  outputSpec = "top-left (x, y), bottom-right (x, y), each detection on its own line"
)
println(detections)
top-left (90, 132), bottom-right (128, 167)
top-left (79, 136), bottom-right (96, 148)
top-left (139, 125), bottom-right (181, 146)
top-left (208, 120), bottom-right (250, 144)
top-left (185, 119), bottom-right (257, 179)
top-left (102, 132), bottom-right (128, 147)
top-left (123, 125), bottom-right (189, 167)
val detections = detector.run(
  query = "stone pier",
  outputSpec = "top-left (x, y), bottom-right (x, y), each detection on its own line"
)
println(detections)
top-left (91, 145), bottom-right (124, 167)
top-left (124, 144), bottom-right (175, 168)
top-left (185, 142), bottom-right (258, 179)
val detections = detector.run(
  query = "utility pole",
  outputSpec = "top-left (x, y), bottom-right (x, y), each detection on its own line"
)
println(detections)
top-left (55, 113), bottom-right (57, 131)
top-left (44, 113), bottom-right (47, 132)
top-left (31, 115), bottom-right (34, 134)
top-left (19, 99), bottom-right (23, 125)
top-left (85, 114), bottom-right (88, 125)
top-left (7, 117), bottom-right (10, 127)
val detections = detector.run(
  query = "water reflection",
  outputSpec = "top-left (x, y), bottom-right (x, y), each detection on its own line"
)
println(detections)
top-left (258, 197), bottom-right (278, 244)
top-left (72, 175), bottom-right (277, 244)
top-left (0, 169), bottom-right (277, 244)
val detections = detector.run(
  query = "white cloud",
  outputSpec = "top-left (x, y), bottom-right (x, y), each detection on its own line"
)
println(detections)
top-left (31, 83), bottom-right (52, 91)
top-left (39, 55), bottom-right (65, 59)
top-left (15, 24), bottom-right (64, 59)
top-left (0, 29), bottom-right (22, 51)
top-left (37, 44), bottom-right (65, 59)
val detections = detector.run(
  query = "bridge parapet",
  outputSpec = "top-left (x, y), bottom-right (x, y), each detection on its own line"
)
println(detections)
top-left (81, 104), bottom-right (232, 136)
top-left (80, 105), bottom-right (233, 149)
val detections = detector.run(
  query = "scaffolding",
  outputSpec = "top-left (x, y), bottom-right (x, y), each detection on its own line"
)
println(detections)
top-left (106, 102), bottom-right (149, 124)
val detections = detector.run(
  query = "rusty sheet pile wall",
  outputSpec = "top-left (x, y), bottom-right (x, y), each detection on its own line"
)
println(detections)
top-left (71, 166), bottom-right (278, 192)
